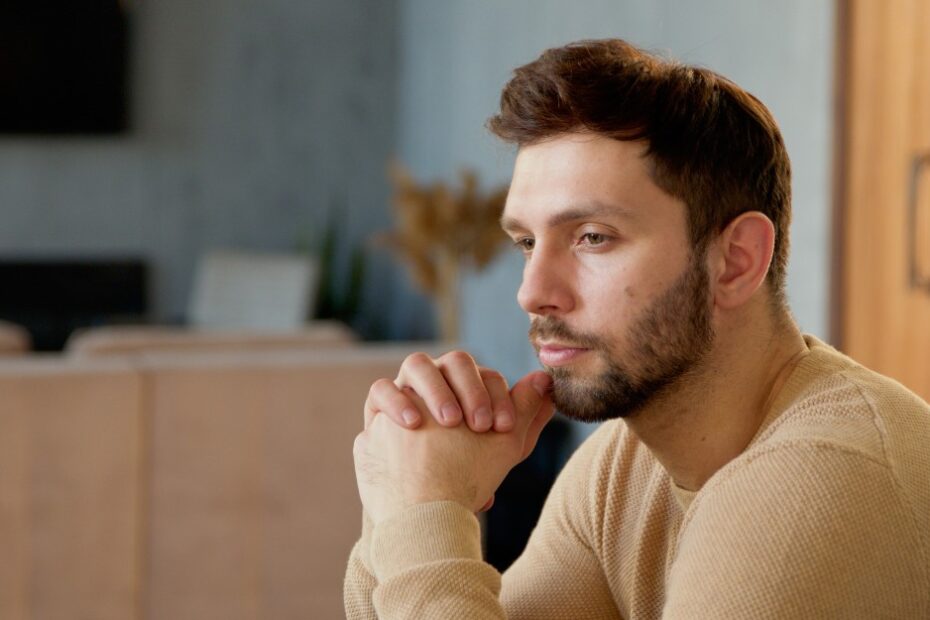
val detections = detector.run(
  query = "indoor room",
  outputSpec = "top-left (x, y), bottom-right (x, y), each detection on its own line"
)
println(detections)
top-left (1, 1), bottom-right (928, 618)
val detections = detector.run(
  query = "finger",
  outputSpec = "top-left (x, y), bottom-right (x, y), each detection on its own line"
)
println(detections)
top-left (508, 371), bottom-right (554, 459)
top-left (396, 352), bottom-right (463, 426)
top-left (437, 351), bottom-right (493, 432)
top-left (479, 368), bottom-right (515, 432)
top-left (509, 371), bottom-right (553, 429)
top-left (521, 396), bottom-right (556, 461)
top-left (365, 377), bottom-right (421, 429)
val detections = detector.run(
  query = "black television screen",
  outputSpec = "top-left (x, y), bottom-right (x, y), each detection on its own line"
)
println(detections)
top-left (0, 1), bottom-right (129, 134)
top-left (0, 258), bottom-right (148, 351)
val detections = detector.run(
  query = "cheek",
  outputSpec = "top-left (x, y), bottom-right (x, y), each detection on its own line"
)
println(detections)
top-left (575, 241), bottom-right (685, 330)
top-left (580, 263), bottom-right (666, 335)
top-left (580, 272), bottom-right (639, 332)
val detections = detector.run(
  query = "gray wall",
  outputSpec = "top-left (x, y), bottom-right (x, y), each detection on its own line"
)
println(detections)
top-left (0, 0), bottom-right (418, 336)
top-left (0, 1), bottom-right (835, 352)
top-left (397, 0), bottom-right (836, 383)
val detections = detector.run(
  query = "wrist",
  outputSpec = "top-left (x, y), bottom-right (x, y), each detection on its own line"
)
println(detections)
top-left (370, 491), bottom-right (475, 526)
top-left (369, 501), bottom-right (482, 581)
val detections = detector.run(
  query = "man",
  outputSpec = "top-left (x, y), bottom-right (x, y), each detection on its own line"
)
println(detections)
top-left (345, 39), bottom-right (930, 618)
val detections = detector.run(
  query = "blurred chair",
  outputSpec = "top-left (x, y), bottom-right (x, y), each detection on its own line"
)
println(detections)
top-left (65, 320), bottom-right (355, 358)
top-left (188, 250), bottom-right (318, 330)
top-left (0, 320), bottom-right (31, 355)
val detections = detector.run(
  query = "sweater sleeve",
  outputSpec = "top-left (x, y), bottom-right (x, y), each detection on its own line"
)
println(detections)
top-left (362, 423), bottom-right (623, 619)
top-left (500, 424), bottom-right (623, 620)
top-left (368, 501), bottom-right (505, 619)
top-left (662, 444), bottom-right (929, 619)
top-left (343, 512), bottom-right (378, 620)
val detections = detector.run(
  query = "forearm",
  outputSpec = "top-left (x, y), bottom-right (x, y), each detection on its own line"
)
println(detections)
top-left (343, 513), bottom-right (377, 620)
top-left (369, 501), bottom-right (506, 619)
top-left (345, 506), bottom-right (499, 620)
top-left (344, 540), bottom-right (378, 620)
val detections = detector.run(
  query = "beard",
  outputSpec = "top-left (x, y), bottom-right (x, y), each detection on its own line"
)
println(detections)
top-left (529, 251), bottom-right (714, 422)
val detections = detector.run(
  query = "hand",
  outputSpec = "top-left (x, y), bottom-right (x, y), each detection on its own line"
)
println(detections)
top-left (353, 371), bottom-right (554, 524)
top-left (365, 351), bottom-right (518, 433)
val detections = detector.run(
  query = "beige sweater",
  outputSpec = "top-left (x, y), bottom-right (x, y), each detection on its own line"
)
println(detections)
top-left (344, 336), bottom-right (930, 618)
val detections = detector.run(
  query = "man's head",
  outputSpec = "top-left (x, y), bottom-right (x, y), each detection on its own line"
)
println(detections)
top-left (493, 40), bottom-right (791, 421)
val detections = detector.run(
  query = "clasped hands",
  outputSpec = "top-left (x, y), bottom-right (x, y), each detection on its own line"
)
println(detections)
top-left (353, 351), bottom-right (555, 525)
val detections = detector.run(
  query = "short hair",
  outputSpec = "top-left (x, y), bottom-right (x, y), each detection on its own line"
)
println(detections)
top-left (489, 39), bottom-right (792, 306)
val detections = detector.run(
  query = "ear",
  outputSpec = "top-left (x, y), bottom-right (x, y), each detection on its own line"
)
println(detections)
top-left (709, 212), bottom-right (775, 310)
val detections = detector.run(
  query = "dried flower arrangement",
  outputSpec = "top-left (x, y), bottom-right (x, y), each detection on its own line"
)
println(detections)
top-left (379, 162), bottom-right (510, 342)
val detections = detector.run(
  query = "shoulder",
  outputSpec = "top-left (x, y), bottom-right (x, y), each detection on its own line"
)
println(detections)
top-left (667, 338), bottom-right (930, 617)
top-left (668, 438), bottom-right (929, 617)
top-left (753, 337), bottom-right (930, 531)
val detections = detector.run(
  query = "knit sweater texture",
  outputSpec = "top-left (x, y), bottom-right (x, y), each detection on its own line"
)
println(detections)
top-left (344, 335), bottom-right (930, 618)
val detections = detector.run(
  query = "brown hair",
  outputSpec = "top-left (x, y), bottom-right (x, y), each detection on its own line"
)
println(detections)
top-left (489, 39), bottom-right (792, 306)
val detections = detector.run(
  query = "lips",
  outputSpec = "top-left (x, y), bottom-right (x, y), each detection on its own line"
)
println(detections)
top-left (537, 343), bottom-right (590, 367)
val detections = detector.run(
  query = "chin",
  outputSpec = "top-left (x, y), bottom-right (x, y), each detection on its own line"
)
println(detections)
top-left (549, 360), bottom-right (669, 423)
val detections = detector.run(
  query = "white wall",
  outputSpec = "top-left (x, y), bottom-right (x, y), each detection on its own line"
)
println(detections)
top-left (397, 0), bottom-right (836, 382)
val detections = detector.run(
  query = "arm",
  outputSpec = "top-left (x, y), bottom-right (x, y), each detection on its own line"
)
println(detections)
top-left (500, 423), bottom-right (623, 619)
top-left (663, 445), bottom-right (928, 618)
top-left (352, 371), bottom-right (553, 619)
top-left (347, 351), bottom-right (621, 618)
top-left (365, 421), bottom-right (624, 620)
top-left (344, 350), bottom-right (517, 619)
top-left (343, 513), bottom-right (377, 620)
top-left (369, 501), bottom-right (505, 618)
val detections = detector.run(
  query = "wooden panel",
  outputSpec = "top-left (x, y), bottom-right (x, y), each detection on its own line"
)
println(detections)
top-left (841, 0), bottom-right (930, 399)
top-left (141, 348), bottom-right (420, 620)
top-left (0, 362), bottom-right (143, 620)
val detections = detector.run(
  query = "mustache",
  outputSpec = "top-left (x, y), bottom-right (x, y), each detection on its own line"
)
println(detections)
top-left (528, 317), bottom-right (602, 350)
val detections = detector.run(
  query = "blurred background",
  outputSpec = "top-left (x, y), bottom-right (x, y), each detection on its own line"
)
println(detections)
top-left (0, 0), bottom-right (834, 357)
top-left (1, 1), bottom-right (928, 618)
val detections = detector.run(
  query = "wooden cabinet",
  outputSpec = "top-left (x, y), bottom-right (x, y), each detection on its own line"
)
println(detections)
top-left (0, 347), bottom-right (422, 619)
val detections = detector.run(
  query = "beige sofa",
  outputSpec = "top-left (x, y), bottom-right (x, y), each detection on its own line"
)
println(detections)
top-left (0, 341), bottom-right (438, 620)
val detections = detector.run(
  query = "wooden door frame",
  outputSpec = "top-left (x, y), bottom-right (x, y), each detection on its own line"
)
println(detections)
top-left (830, 0), bottom-right (851, 349)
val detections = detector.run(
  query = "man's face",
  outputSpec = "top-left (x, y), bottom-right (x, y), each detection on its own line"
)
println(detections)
top-left (501, 133), bottom-right (715, 421)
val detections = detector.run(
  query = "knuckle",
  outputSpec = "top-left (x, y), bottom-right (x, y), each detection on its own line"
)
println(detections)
top-left (373, 376), bottom-right (395, 389)
top-left (404, 352), bottom-right (435, 369)
top-left (371, 377), bottom-right (397, 396)
top-left (442, 350), bottom-right (475, 367)
top-left (369, 377), bottom-right (392, 395)
top-left (479, 368), bottom-right (506, 385)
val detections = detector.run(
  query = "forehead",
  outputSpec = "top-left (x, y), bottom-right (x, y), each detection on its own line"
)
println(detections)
top-left (503, 133), bottom-right (686, 232)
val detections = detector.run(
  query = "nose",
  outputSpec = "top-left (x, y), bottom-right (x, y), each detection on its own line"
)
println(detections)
top-left (517, 246), bottom-right (575, 316)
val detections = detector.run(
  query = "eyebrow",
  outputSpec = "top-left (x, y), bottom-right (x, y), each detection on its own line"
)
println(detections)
top-left (500, 201), bottom-right (635, 233)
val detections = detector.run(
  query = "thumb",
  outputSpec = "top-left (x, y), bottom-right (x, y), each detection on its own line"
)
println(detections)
top-left (509, 371), bottom-right (552, 427)
top-left (511, 371), bottom-right (555, 461)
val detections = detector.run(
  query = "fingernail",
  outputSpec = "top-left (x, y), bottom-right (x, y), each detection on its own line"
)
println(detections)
top-left (401, 409), bottom-right (419, 426)
top-left (532, 373), bottom-right (551, 396)
top-left (440, 402), bottom-right (462, 423)
top-left (474, 406), bottom-right (492, 430)
top-left (494, 409), bottom-right (514, 431)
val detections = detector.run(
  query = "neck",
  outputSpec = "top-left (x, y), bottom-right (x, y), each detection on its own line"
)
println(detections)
top-left (624, 306), bottom-right (808, 492)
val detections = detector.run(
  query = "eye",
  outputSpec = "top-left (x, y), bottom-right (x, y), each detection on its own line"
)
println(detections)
top-left (579, 232), bottom-right (609, 246)
top-left (513, 237), bottom-right (535, 253)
